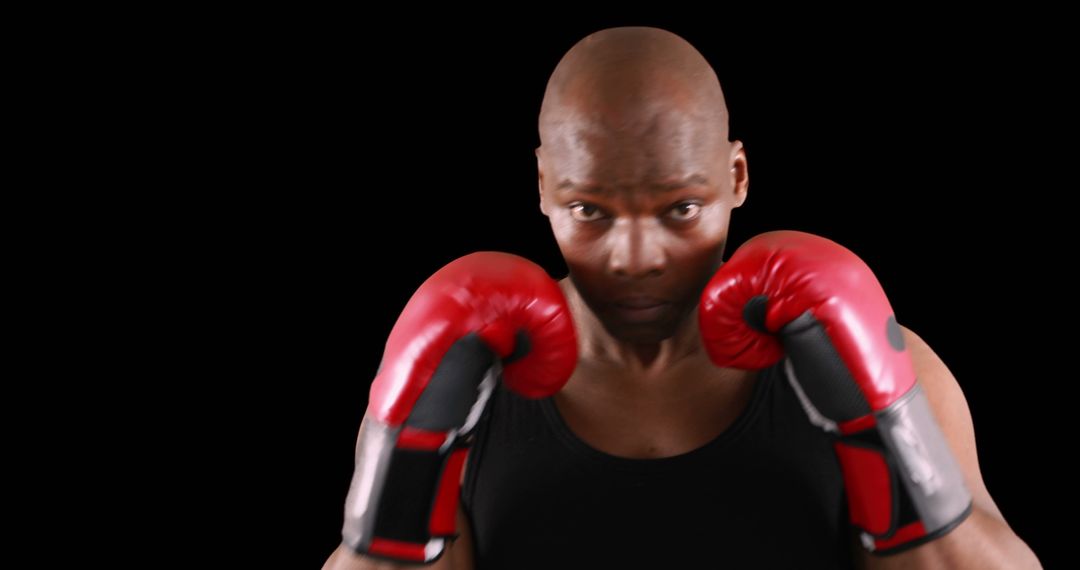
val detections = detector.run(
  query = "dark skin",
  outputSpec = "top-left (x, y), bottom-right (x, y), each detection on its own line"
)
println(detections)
top-left (325, 27), bottom-right (1040, 569)
top-left (534, 27), bottom-right (756, 463)
top-left (537, 26), bottom-right (747, 376)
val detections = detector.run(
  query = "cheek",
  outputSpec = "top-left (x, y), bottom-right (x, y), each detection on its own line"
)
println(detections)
top-left (549, 214), bottom-right (594, 257)
top-left (696, 203), bottom-right (733, 235)
top-left (550, 226), bottom-right (612, 282)
top-left (665, 209), bottom-right (733, 257)
top-left (548, 211), bottom-right (575, 240)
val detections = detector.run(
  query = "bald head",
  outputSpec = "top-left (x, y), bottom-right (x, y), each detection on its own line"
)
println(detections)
top-left (539, 26), bottom-right (729, 145)
top-left (534, 28), bottom-right (749, 347)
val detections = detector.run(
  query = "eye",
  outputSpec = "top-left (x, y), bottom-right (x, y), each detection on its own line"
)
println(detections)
top-left (668, 202), bottom-right (702, 221)
top-left (569, 203), bottom-right (606, 222)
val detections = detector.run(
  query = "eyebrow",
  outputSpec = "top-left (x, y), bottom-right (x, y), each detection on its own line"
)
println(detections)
top-left (556, 173), bottom-right (710, 194)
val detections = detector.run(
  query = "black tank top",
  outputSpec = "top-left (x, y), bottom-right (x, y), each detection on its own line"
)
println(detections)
top-left (460, 360), bottom-right (857, 569)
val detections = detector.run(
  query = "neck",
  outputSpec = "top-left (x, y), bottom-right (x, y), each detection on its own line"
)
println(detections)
top-left (559, 277), bottom-right (703, 379)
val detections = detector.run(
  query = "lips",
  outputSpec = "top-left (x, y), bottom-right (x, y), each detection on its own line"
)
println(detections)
top-left (611, 297), bottom-right (670, 323)
top-left (613, 296), bottom-right (668, 309)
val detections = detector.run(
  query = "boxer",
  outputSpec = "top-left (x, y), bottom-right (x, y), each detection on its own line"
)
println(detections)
top-left (325, 26), bottom-right (1041, 569)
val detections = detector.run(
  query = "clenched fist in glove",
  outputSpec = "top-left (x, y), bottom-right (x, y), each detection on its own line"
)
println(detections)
top-left (698, 230), bottom-right (972, 554)
top-left (342, 252), bottom-right (578, 564)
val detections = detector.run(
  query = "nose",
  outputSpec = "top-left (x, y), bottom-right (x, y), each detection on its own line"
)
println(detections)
top-left (606, 217), bottom-right (666, 278)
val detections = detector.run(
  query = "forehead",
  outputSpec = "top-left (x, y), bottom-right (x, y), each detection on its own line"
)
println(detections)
top-left (542, 108), bottom-right (721, 181)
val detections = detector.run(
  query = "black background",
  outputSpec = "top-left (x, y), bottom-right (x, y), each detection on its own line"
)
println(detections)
top-left (204, 12), bottom-right (1068, 569)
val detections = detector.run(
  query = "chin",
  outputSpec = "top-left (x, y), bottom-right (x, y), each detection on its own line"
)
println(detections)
top-left (600, 313), bottom-right (682, 344)
top-left (611, 328), bottom-right (676, 344)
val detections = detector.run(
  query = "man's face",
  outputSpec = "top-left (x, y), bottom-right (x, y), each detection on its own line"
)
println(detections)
top-left (539, 108), bottom-right (746, 344)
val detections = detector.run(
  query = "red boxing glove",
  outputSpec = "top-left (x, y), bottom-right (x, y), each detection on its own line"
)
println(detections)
top-left (342, 252), bottom-right (578, 564)
top-left (699, 230), bottom-right (972, 554)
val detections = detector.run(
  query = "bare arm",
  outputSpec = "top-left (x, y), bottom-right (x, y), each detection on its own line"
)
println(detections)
top-left (853, 326), bottom-right (1042, 569)
top-left (324, 454), bottom-right (476, 570)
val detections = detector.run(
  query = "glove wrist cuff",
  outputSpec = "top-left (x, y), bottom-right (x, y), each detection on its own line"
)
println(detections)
top-left (838, 384), bottom-right (973, 553)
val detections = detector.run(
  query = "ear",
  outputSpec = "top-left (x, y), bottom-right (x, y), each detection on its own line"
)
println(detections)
top-left (536, 147), bottom-right (549, 216)
top-left (728, 140), bottom-right (749, 208)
